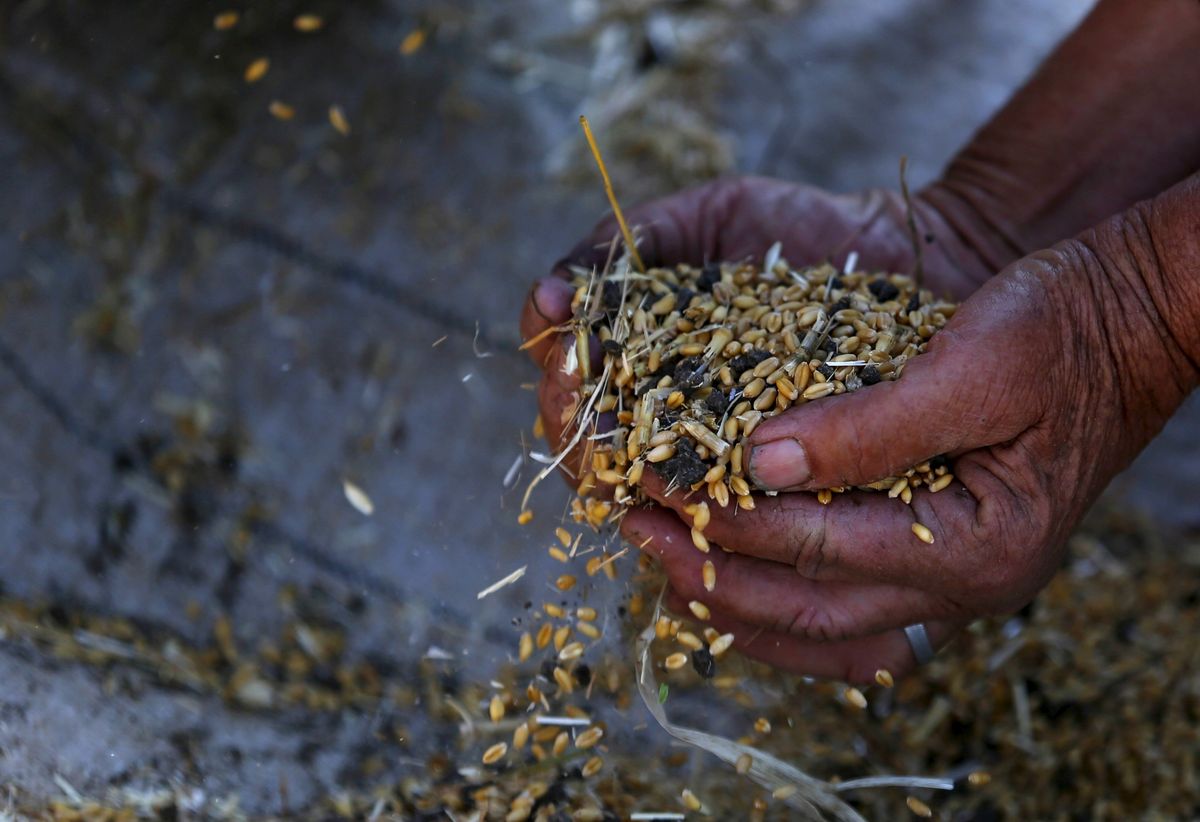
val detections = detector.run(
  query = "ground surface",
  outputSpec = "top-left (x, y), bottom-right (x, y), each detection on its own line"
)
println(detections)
top-left (1, 0), bottom-right (1197, 816)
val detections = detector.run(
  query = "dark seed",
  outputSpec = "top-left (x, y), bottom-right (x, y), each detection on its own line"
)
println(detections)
top-left (697, 262), bottom-right (721, 292)
top-left (830, 296), bottom-right (851, 313)
top-left (652, 438), bottom-right (708, 486)
top-left (930, 454), bottom-right (949, 471)
top-left (675, 287), bottom-right (695, 310)
top-left (673, 356), bottom-right (706, 391)
top-left (828, 276), bottom-right (844, 289)
top-left (651, 355), bottom-right (678, 380)
top-left (727, 348), bottom-right (770, 376)
top-left (112, 449), bottom-right (136, 473)
top-left (575, 663), bottom-right (592, 687)
top-left (817, 363), bottom-right (834, 379)
top-left (657, 408), bottom-right (682, 426)
top-left (691, 648), bottom-right (716, 678)
top-left (1115, 618), bottom-right (1137, 643)
top-left (600, 339), bottom-right (624, 356)
top-left (861, 364), bottom-right (881, 385)
top-left (906, 293), bottom-right (921, 312)
top-left (602, 280), bottom-right (623, 311)
top-left (705, 388), bottom-right (728, 416)
top-left (868, 278), bottom-right (900, 301)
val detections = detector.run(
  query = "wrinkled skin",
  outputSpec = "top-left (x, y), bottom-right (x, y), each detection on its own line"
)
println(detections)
top-left (520, 175), bottom-right (1199, 684)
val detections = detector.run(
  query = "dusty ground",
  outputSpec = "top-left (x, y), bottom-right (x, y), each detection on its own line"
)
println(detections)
top-left (1, 0), bottom-right (1197, 816)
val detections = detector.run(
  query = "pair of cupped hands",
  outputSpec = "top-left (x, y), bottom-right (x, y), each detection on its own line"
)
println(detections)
top-left (519, 175), bottom-right (1188, 683)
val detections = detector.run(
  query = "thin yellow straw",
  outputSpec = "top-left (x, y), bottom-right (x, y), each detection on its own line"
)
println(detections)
top-left (579, 115), bottom-right (645, 272)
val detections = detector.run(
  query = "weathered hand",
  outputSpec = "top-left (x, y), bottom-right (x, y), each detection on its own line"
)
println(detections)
top-left (519, 176), bottom-right (1005, 481)
top-left (619, 178), bottom-right (1200, 683)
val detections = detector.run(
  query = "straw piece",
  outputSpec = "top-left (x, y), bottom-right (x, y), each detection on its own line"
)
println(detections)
top-left (579, 115), bottom-right (645, 273)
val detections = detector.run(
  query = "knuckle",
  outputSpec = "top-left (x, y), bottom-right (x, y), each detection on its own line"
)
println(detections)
top-left (788, 504), bottom-right (832, 578)
top-left (782, 603), bottom-right (843, 643)
top-left (842, 416), bottom-right (886, 483)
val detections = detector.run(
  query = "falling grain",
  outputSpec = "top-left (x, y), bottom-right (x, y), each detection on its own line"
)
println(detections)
top-left (553, 625), bottom-right (571, 652)
top-left (400, 28), bottom-right (427, 55)
top-left (513, 723), bottom-right (529, 749)
top-left (552, 731), bottom-right (569, 756)
top-left (481, 742), bottom-right (507, 765)
top-left (664, 652), bottom-right (688, 670)
top-left (709, 632), bottom-right (734, 657)
top-left (905, 796), bottom-right (933, 818)
top-left (844, 686), bottom-right (868, 709)
top-left (575, 726), bottom-right (604, 749)
top-left (342, 479), bottom-right (374, 515)
top-left (244, 58), bottom-right (270, 83)
top-left (559, 641), bottom-right (584, 661)
top-left (328, 105), bottom-right (351, 136)
top-left (294, 14), bottom-right (324, 32)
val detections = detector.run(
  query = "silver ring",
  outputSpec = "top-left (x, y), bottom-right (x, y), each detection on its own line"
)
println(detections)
top-left (904, 623), bottom-right (935, 665)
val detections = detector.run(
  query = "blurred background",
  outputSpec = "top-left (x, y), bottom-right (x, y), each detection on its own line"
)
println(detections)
top-left (3, 0), bottom-right (1200, 817)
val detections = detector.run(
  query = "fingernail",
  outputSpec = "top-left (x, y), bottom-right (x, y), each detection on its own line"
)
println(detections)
top-left (748, 438), bottom-right (810, 490)
top-left (531, 277), bottom-right (573, 322)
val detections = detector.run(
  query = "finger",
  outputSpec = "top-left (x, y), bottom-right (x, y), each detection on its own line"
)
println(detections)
top-left (520, 277), bottom-right (576, 368)
top-left (663, 590), bottom-right (962, 685)
top-left (562, 178), bottom-right (748, 270)
top-left (622, 506), bottom-right (967, 641)
top-left (638, 470), bottom-right (987, 594)
top-left (744, 302), bottom-right (1042, 492)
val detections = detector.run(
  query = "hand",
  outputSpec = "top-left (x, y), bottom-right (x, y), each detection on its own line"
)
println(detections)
top-left (619, 179), bottom-right (1200, 684)
top-left (520, 175), bottom-right (1007, 482)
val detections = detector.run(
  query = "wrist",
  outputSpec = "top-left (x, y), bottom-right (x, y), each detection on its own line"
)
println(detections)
top-left (923, 0), bottom-right (1200, 271)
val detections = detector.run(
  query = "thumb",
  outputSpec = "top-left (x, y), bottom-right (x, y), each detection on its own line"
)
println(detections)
top-left (745, 331), bottom-right (1032, 491)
